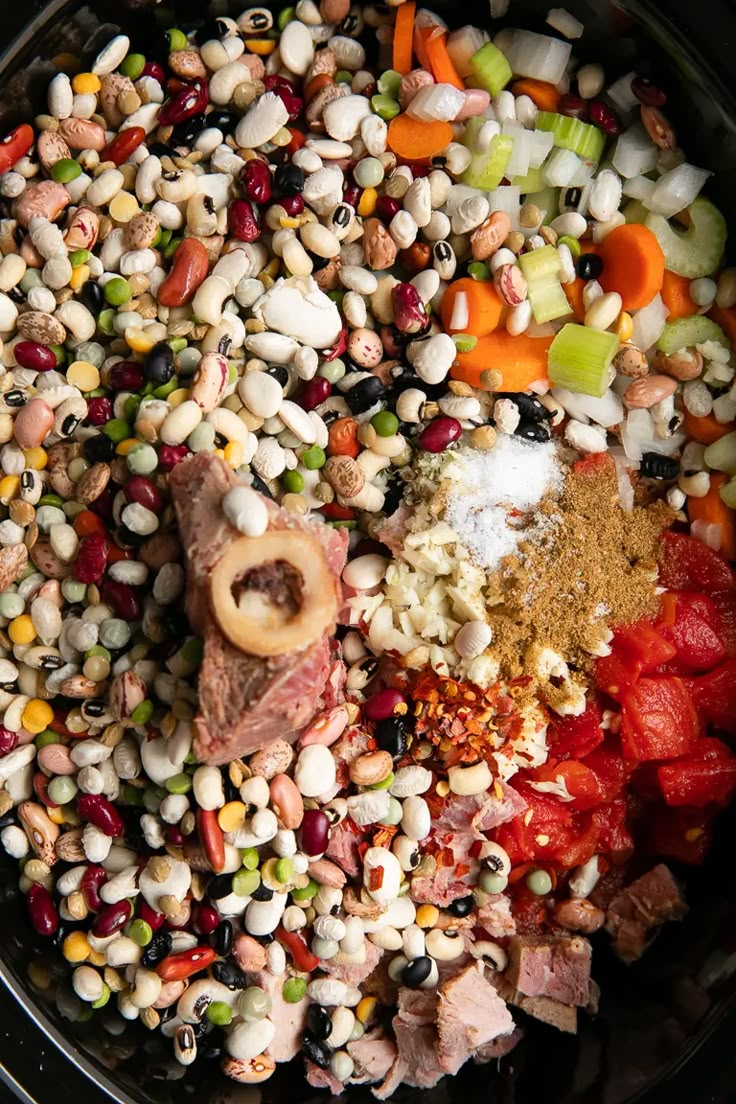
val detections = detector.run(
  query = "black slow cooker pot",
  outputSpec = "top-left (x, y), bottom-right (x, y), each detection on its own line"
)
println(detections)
top-left (1, 1), bottom-right (736, 1101)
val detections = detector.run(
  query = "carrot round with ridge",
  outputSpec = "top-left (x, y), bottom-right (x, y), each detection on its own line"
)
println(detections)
top-left (387, 114), bottom-right (454, 161)
top-left (419, 27), bottom-right (464, 89)
top-left (688, 472), bottom-right (736, 560)
top-left (661, 270), bottom-right (697, 319)
top-left (392, 1), bottom-right (416, 75)
top-left (683, 408), bottom-right (736, 445)
top-left (451, 329), bottom-right (552, 389)
top-left (440, 277), bottom-right (503, 336)
top-left (511, 78), bottom-right (560, 112)
top-left (598, 223), bottom-right (665, 311)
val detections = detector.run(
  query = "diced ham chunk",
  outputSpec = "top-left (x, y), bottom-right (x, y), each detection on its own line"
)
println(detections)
top-left (478, 893), bottom-right (516, 938)
top-left (436, 963), bottom-right (515, 1075)
top-left (250, 970), bottom-right (306, 1063)
top-left (348, 1031), bottom-right (397, 1084)
top-left (325, 938), bottom-right (383, 987)
top-left (325, 821), bottom-right (362, 877)
top-left (605, 863), bottom-right (687, 964)
top-left (169, 453), bottom-right (348, 764)
top-left (494, 974), bottom-right (579, 1034)
top-left (474, 1026), bottom-right (524, 1063)
top-left (506, 934), bottom-right (592, 1007)
top-left (305, 1061), bottom-right (344, 1094)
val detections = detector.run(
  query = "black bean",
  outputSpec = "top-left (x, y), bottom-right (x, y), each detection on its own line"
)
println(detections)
top-left (248, 473), bottom-right (274, 500)
top-left (402, 956), bottom-right (433, 988)
top-left (307, 1004), bottom-right (333, 1041)
top-left (212, 959), bottom-right (250, 990)
top-left (345, 376), bottom-right (385, 414)
top-left (207, 109), bottom-right (237, 134)
top-left (193, 18), bottom-right (230, 43)
top-left (274, 164), bottom-right (305, 195)
top-left (496, 392), bottom-right (551, 423)
top-left (4, 390), bottom-right (25, 408)
top-left (265, 365), bottom-right (288, 388)
top-left (207, 872), bottom-right (235, 900)
top-left (639, 452), bottom-right (679, 479)
top-left (141, 930), bottom-right (173, 968)
top-left (249, 882), bottom-right (274, 902)
top-left (171, 113), bottom-right (207, 147)
top-left (515, 421), bottom-right (551, 442)
top-left (211, 920), bottom-right (233, 956)
top-left (81, 280), bottom-right (105, 313)
top-left (144, 341), bottom-right (175, 385)
top-left (374, 716), bottom-right (407, 759)
top-left (302, 1032), bottom-right (332, 1068)
top-left (446, 895), bottom-right (474, 918)
top-left (83, 434), bottom-right (115, 462)
top-left (576, 252), bottom-right (604, 281)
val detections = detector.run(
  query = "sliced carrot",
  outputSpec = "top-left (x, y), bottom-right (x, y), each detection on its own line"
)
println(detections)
top-left (440, 277), bottom-right (503, 336)
top-left (661, 270), bottom-right (697, 320)
top-left (451, 330), bottom-right (552, 390)
top-left (683, 408), bottom-right (736, 446)
top-left (418, 26), bottom-right (464, 89)
top-left (687, 472), bottom-right (736, 561)
top-left (564, 278), bottom-right (586, 322)
top-left (598, 223), bottom-right (665, 311)
top-left (387, 114), bottom-right (453, 162)
top-left (709, 304), bottom-right (736, 348)
top-left (511, 78), bottom-right (559, 113)
top-left (392, 0), bottom-right (416, 75)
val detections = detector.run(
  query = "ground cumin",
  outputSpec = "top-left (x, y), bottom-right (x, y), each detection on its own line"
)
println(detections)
top-left (484, 457), bottom-right (674, 680)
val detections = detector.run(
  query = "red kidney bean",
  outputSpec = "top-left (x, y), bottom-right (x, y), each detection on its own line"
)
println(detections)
top-left (558, 93), bottom-right (587, 119)
top-left (88, 486), bottom-right (114, 521)
top-left (124, 475), bottom-right (163, 513)
top-left (418, 416), bottom-right (462, 453)
top-left (85, 397), bottom-right (113, 426)
top-left (379, 325), bottom-right (403, 357)
top-left (158, 238), bottom-right (210, 308)
top-left (137, 900), bottom-right (166, 931)
top-left (265, 74), bottom-right (297, 93)
top-left (240, 159), bottom-right (272, 205)
top-left (102, 127), bottom-right (146, 166)
top-left (100, 580), bottom-right (142, 622)
top-left (158, 444), bottom-right (191, 470)
top-left (0, 726), bottom-right (18, 756)
top-left (375, 195), bottom-right (400, 222)
top-left (77, 794), bottom-right (125, 838)
top-left (588, 100), bottom-right (621, 136)
top-left (14, 341), bottom-right (57, 372)
top-left (156, 947), bottom-right (217, 981)
top-left (299, 378), bottom-right (331, 411)
top-left (165, 826), bottom-right (185, 846)
top-left (631, 76), bottom-right (667, 107)
top-left (192, 904), bottom-right (220, 935)
top-left (158, 80), bottom-right (209, 125)
top-left (73, 533), bottom-right (109, 583)
top-left (0, 123), bottom-right (34, 174)
top-left (392, 283), bottom-right (429, 334)
top-left (92, 900), bottom-right (132, 937)
top-left (280, 194), bottom-right (304, 216)
top-left (109, 361), bottom-right (144, 391)
top-left (33, 772), bottom-right (58, 809)
top-left (142, 61), bottom-right (165, 83)
top-left (343, 184), bottom-right (360, 208)
top-left (197, 809), bottom-right (225, 874)
top-left (298, 809), bottom-right (330, 856)
top-left (27, 883), bottom-right (59, 937)
top-left (228, 199), bottom-right (261, 242)
top-left (81, 864), bottom-right (108, 911)
top-left (364, 687), bottom-right (406, 721)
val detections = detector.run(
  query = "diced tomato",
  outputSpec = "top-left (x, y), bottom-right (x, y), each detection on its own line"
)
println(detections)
top-left (658, 531), bottom-right (736, 594)
top-left (583, 742), bottom-right (629, 803)
top-left (592, 797), bottom-right (633, 854)
top-left (547, 699), bottom-right (605, 759)
top-left (620, 677), bottom-right (700, 762)
top-left (710, 590), bottom-right (736, 656)
top-left (494, 784), bottom-right (599, 868)
top-left (645, 805), bottom-right (713, 865)
top-left (594, 621), bottom-right (677, 699)
top-left (528, 760), bottom-right (602, 811)
top-left (656, 737), bottom-right (736, 807)
top-left (656, 591), bottom-right (727, 673)
top-left (687, 658), bottom-right (736, 735)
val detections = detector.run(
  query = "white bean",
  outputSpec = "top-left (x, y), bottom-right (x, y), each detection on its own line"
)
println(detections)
top-left (448, 760), bottom-right (492, 796)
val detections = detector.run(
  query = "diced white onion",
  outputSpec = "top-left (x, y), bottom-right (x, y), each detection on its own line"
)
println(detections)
top-left (630, 293), bottom-right (667, 353)
top-left (611, 124), bottom-right (659, 178)
top-left (449, 291), bottom-right (469, 331)
top-left (407, 83), bottom-right (466, 122)
top-left (622, 175), bottom-right (657, 203)
top-left (446, 25), bottom-right (489, 77)
top-left (504, 29), bottom-right (572, 85)
top-left (545, 7), bottom-right (584, 38)
top-left (606, 72), bottom-right (640, 113)
top-left (691, 519), bottom-right (723, 551)
top-left (645, 162), bottom-right (712, 218)
top-left (568, 157), bottom-right (595, 187)
top-left (502, 122), bottom-right (531, 177)
top-left (488, 185), bottom-right (521, 230)
top-left (542, 147), bottom-right (580, 187)
top-left (528, 129), bottom-right (555, 168)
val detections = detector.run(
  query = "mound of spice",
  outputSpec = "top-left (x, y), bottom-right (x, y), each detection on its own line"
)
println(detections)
top-left (486, 454), bottom-right (674, 685)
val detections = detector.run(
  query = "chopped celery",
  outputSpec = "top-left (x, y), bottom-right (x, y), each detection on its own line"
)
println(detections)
top-left (644, 196), bottom-right (727, 279)
top-left (548, 323), bottom-right (619, 397)
top-left (525, 186), bottom-right (560, 224)
top-left (705, 432), bottom-right (736, 475)
top-left (656, 315), bottom-right (728, 355)
top-left (519, 244), bottom-right (560, 283)
top-left (468, 42), bottom-right (513, 96)
top-left (536, 111), bottom-right (606, 163)
top-left (623, 198), bottom-right (648, 224)
top-left (461, 134), bottom-right (514, 190)
top-left (511, 166), bottom-right (544, 194)
top-left (519, 246), bottom-right (569, 324)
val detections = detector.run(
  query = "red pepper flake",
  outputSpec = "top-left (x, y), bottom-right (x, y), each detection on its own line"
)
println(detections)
top-left (369, 866), bottom-right (384, 892)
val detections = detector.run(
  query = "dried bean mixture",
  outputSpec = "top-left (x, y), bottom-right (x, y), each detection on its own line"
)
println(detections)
top-left (0, 0), bottom-right (735, 1095)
